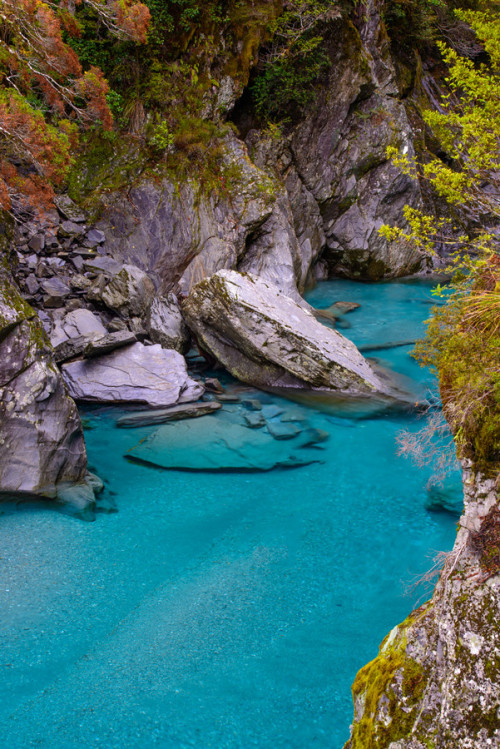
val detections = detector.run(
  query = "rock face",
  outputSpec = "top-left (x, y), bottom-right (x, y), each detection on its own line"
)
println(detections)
top-left (182, 270), bottom-right (384, 394)
top-left (0, 266), bottom-right (92, 512)
top-left (62, 342), bottom-right (204, 407)
top-left (345, 462), bottom-right (500, 748)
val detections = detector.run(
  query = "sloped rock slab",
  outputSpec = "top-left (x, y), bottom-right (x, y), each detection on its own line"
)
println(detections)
top-left (182, 270), bottom-right (385, 395)
top-left (62, 342), bottom-right (203, 406)
top-left (116, 400), bottom-right (221, 428)
top-left (125, 412), bottom-right (322, 472)
top-left (84, 330), bottom-right (137, 358)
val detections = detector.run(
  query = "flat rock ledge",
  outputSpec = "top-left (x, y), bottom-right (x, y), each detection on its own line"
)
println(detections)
top-left (182, 270), bottom-right (385, 395)
top-left (62, 342), bottom-right (204, 407)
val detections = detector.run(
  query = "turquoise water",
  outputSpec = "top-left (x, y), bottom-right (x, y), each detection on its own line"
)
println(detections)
top-left (0, 279), bottom-right (460, 748)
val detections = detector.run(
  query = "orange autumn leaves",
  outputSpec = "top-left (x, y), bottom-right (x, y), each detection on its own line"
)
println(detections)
top-left (0, 0), bottom-right (150, 213)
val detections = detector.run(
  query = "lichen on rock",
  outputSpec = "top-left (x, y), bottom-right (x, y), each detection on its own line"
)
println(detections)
top-left (345, 463), bottom-right (500, 748)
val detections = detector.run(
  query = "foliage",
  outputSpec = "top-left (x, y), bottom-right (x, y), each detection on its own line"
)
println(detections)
top-left (0, 0), bottom-right (150, 213)
top-left (148, 119), bottom-right (174, 151)
top-left (251, 0), bottom-right (337, 122)
top-left (382, 0), bottom-right (480, 55)
top-left (382, 1), bottom-right (500, 473)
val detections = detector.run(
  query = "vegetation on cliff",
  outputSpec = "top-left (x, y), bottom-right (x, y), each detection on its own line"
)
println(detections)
top-left (0, 0), bottom-right (484, 217)
top-left (382, 0), bottom-right (500, 476)
top-left (0, 0), bottom-right (150, 214)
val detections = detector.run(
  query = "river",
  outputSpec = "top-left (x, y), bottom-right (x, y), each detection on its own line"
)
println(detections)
top-left (0, 278), bottom-right (460, 748)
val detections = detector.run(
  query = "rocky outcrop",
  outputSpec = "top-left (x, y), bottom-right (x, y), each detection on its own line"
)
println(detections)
top-left (245, 5), bottom-right (426, 282)
top-left (62, 342), bottom-right (204, 407)
top-left (182, 270), bottom-right (385, 394)
top-left (0, 264), bottom-right (94, 517)
top-left (345, 462), bottom-right (500, 748)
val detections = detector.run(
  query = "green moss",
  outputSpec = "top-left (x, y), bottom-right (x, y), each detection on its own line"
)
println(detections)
top-left (348, 607), bottom-right (432, 748)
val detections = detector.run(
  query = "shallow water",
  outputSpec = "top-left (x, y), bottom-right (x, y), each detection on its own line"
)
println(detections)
top-left (0, 279), bottom-right (460, 748)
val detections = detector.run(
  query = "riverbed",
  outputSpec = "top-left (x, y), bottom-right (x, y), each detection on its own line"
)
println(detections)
top-left (0, 278), bottom-right (460, 748)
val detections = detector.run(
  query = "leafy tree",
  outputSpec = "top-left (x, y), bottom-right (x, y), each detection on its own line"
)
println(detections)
top-left (251, 0), bottom-right (338, 122)
top-left (0, 0), bottom-right (150, 213)
top-left (382, 0), bottom-right (500, 473)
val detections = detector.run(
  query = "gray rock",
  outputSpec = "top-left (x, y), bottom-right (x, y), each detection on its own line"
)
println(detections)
top-left (56, 480), bottom-right (96, 521)
top-left (25, 274), bottom-right (39, 296)
top-left (84, 330), bottom-right (137, 358)
top-left (85, 228), bottom-right (105, 244)
top-left (55, 195), bottom-right (86, 223)
top-left (58, 220), bottom-right (85, 238)
top-left (0, 267), bottom-right (90, 506)
top-left (91, 133), bottom-right (274, 292)
top-left (53, 335), bottom-right (89, 363)
top-left (425, 479), bottom-right (464, 515)
top-left (216, 393), bottom-right (240, 403)
top-left (238, 194), bottom-right (303, 300)
top-left (345, 464), bottom-right (499, 747)
top-left (178, 237), bottom-right (238, 297)
top-left (71, 255), bottom-right (84, 272)
top-left (40, 277), bottom-right (71, 307)
top-left (261, 404), bottom-right (285, 419)
top-left (62, 342), bottom-right (204, 406)
top-left (83, 256), bottom-right (123, 275)
top-left (204, 377), bottom-right (224, 394)
top-left (50, 308), bottom-right (107, 347)
top-left (332, 301), bottom-right (361, 314)
top-left (183, 270), bottom-right (384, 395)
top-left (93, 264), bottom-right (155, 318)
top-left (69, 274), bottom-right (93, 292)
top-left (146, 294), bottom-right (189, 353)
top-left (116, 400), bottom-right (221, 428)
top-left (28, 234), bottom-right (45, 252)
top-left (126, 411), bottom-right (322, 472)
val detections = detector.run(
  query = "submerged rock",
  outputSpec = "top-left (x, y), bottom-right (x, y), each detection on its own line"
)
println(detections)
top-left (116, 400), bottom-right (221, 428)
top-left (126, 411), bottom-right (322, 472)
top-left (182, 270), bottom-right (385, 395)
top-left (0, 266), bottom-right (92, 515)
top-left (425, 478), bottom-right (464, 516)
top-left (62, 342), bottom-right (203, 407)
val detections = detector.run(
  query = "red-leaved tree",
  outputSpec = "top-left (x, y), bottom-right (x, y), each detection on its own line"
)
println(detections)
top-left (0, 0), bottom-right (150, 214)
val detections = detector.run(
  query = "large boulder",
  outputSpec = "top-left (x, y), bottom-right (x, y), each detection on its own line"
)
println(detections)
top-left (182, 270), bottom-right (385, 394)
top-left (62, 342), bottom-right (204, 407)
top-left (0, 266), bottom-right (93, 515)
